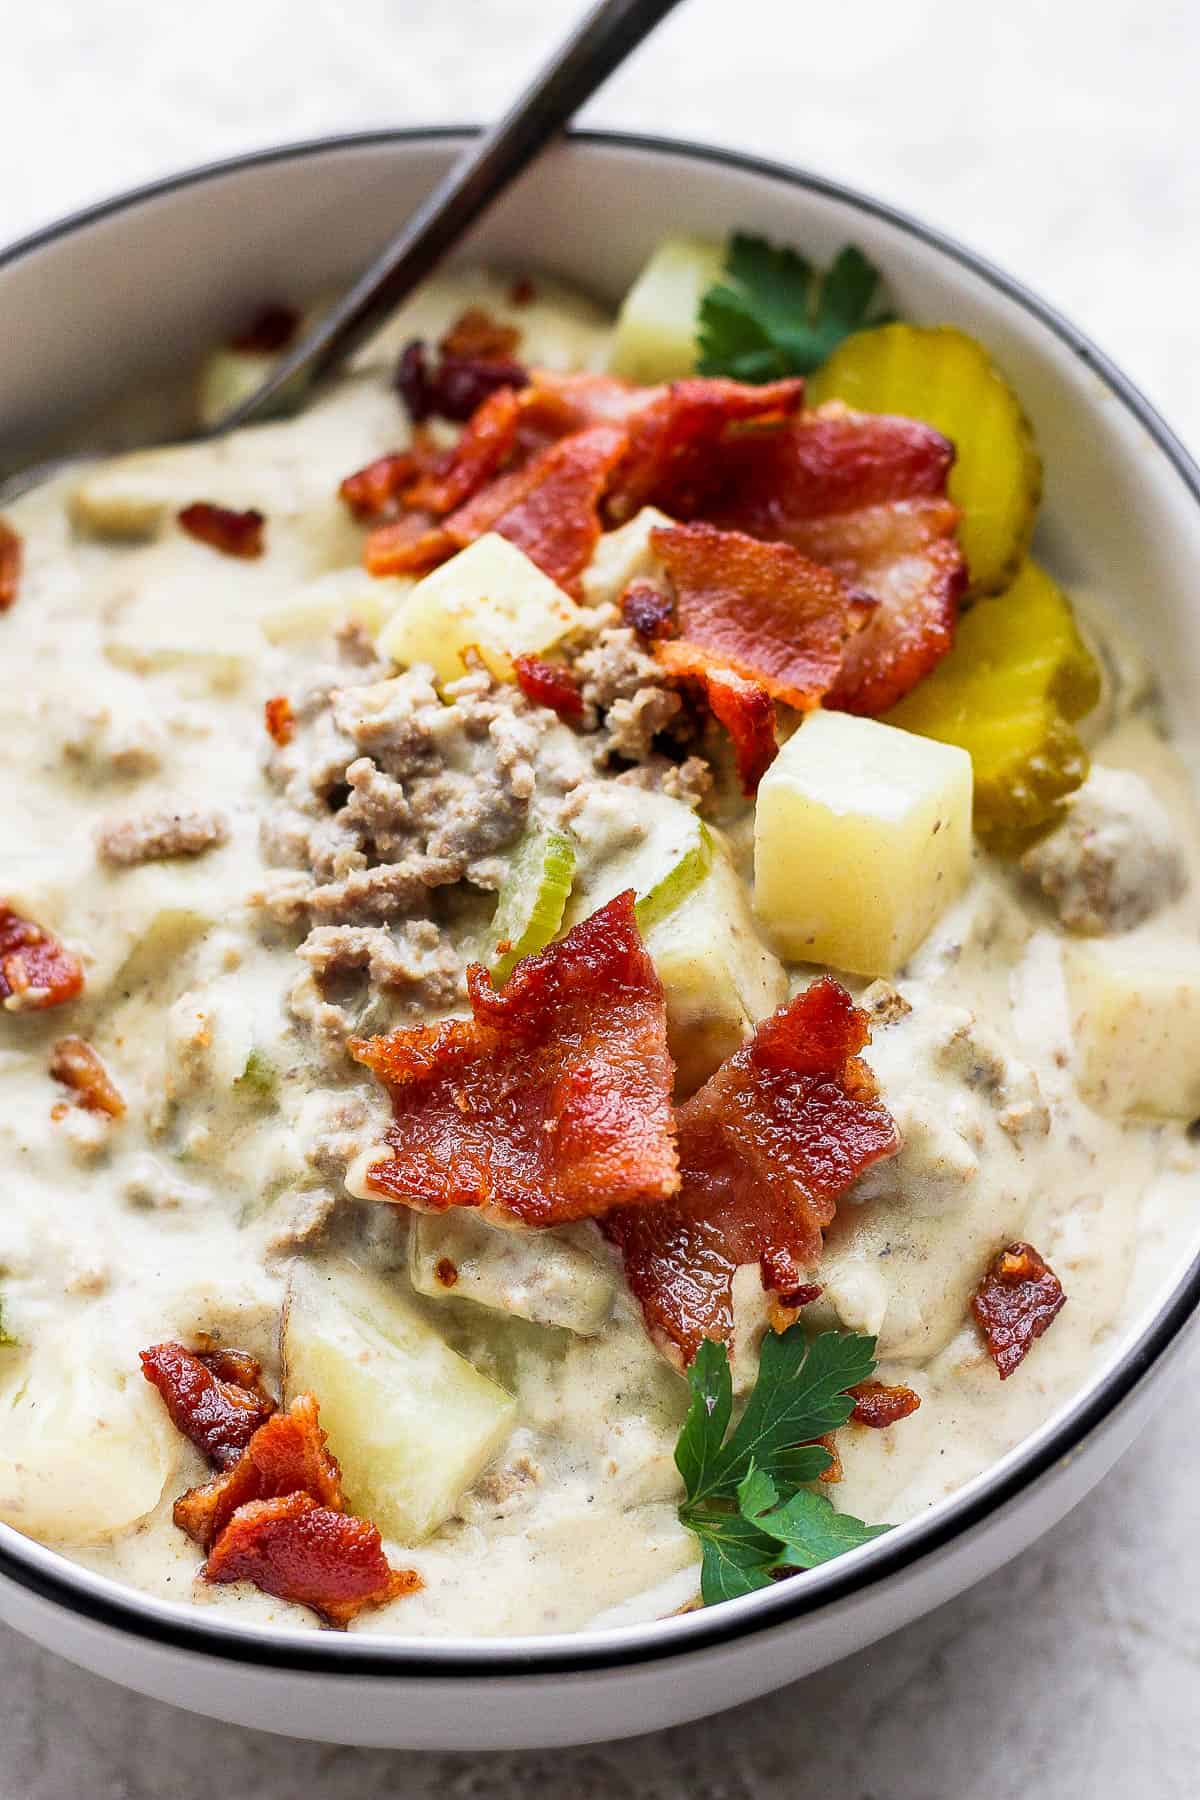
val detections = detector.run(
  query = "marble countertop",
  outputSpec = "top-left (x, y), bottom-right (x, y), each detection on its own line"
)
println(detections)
top-left (2, 0), bottom-right (1197, 1792)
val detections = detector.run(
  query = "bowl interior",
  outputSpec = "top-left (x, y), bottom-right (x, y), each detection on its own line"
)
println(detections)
top-left (2, 130), bottom-right (1199, 1666)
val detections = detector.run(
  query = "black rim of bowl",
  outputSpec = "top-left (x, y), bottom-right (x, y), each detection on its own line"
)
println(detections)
top-left (2, 126), bottom-right (1199, 1681)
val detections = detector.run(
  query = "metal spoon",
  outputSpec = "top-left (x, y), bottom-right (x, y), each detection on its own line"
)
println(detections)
top-left (0, 0), bottom-right (684, 505)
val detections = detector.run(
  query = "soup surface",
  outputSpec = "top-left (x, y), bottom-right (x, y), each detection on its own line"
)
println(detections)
top-left (2, 258), bottom-right (1198, 1637)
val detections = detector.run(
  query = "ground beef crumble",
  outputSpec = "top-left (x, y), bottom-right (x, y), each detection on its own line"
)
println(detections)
top-left (96, 807), bottom-right (229, 865)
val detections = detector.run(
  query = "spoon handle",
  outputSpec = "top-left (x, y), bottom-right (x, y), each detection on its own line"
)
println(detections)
top-left (216, 0), bottom-right (686, 431)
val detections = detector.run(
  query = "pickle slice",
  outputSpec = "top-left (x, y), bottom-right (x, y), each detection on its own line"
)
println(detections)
top-left (486, 827), bottom-right (577, 981)
top-left (634, 822), bottom-right (715, 934)
top-left (885, 560), bottom-right (1102, 854)
top-left (809, 323), bottom-right (1042, 595)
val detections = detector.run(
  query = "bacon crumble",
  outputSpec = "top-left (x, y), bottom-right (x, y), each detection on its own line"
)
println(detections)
top-left (0, 904), bottom-right (84, 1012)
top-left (178, 502), bottom-right (265, 559)
top-left (0, 517), bottom-right (21, 612)
top-left (604, 976), bottom-right (899, 1363)
top-left (173, 1391), bottom-right (344, 1550)
top-left (513, 652), bottom-right (584, 720)
top-left (264, 695), bottom-right (296, 747)
top-left (339, 451), bottom-right (421, 524)
top-left (228, 304), bottom-right (301, 355)
top-left (971, 1242), bottom-right (1066, 1379)
top-left (850, 1380), bottom-right (922, 1427)
top-left (621, 580), bottom-right (677, 642)
top-left (350, 891), bottom-right (678, 1227)
top-left (49, 1037), bottom-right (125, 1118)
top-left (140, 1341), bottom-right (277, 1470)
top-left (204, 1492), bottom-right (419, 1628)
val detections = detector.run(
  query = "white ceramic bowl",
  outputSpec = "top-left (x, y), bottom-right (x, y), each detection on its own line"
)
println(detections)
top-left (2, 129), bottom-right (1199, 1751)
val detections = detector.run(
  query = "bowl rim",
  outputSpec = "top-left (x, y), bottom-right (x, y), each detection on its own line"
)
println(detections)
top-left (2, 123), bottom-right (1199, 1681)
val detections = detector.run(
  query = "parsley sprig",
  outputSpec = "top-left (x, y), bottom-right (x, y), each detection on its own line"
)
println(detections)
top-left (698, 234), bottom-right (890, 383)
top-left (676, 1326), bottom-right (891, 1604)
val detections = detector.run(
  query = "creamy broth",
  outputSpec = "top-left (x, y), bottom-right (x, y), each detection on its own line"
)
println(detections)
top-left (1, 269), bottom-right (1198, 1637)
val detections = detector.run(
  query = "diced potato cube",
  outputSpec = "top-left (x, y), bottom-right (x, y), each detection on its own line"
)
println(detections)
top-left (754, 710), bottom-right (973, 977)
top-left (282, 1259), bottom-right (515, 1541)
top-left (0, 1327), bottom-right (177, 1541)
top-left (609, 237), bottom-right (725, 382)
top-left (581, 507), bottom-right (673, 608)
top-left (647, 838), bottom-right (788, 1092)
top-left (1066, 941), bottom-right (1200, 1118)
top-left (259, 568), bottom-right (407, 645)
top-left (377, 534), bottom-right (581, 684)
top-left (410, 1213), bottom-right (615, 1336)
top-left (197, 346), bottom-right (278, 431)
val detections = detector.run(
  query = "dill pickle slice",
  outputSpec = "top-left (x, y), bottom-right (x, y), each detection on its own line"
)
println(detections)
top-left (885, 560), bottom-right (1102, 854)
top-left (634, 823), bottom-right (715, 934)
top-left (809, 323), bottom-right (1042, 595)
top-left (487, 827), bottom-right (577, 981)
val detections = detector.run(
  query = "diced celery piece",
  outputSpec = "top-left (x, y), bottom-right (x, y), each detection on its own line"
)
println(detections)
top-left (282, 1259), bottom-right (516, 1541)
top-left (410, 1213), bottom-right (615, 1336)
top-left (487, 827), bottom-right (576, 982)
top-left (609, 237), bottom-right (726, 382)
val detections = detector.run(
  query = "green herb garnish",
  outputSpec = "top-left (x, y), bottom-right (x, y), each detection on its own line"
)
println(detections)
top-left (698, 235), bottom-right (890, 383)
top-left (676, 1325), bottom-right (891, 1604)
top-left (234, 1048), bottom-right (277, 1102)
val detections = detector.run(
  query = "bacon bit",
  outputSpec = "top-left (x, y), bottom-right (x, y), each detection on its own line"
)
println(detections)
top-left (621, 580), bottom-right (676, 642)
top-left (350, 891), bottom-right (678, 1228)
top-left (174, 1392), bottom-right (343, 1550)
top-left (850, 1380), bottom-right (921, 1427)
top-left (339, 451), bottom-right (420, 524)
top-left (227, 304), bottom-right (301, 355)
top-left (971, 1242), bottom-right (1066, 1379)
top-left (442, 423), bottom-right (629, 594)
top-left (651, 522), bottom-right (872, 710)
top-left (140, 1341), bottom-right (277, 1470)
top-left (178, 502), bottom-right (265, 559)
top-left (0, 517), bottom-right (21, 612)
top-left (439, 306), bottom-right (522, 362)
top-left (402, 385), bottom-right (522, 516)
top-left (394, 335), bottom-right (528, 427)
top-left (604, 977), bottom-right (899, 1363)
top-left (509, 276), bottom-right (537, 307)
top-left (364, 513), bottom-right (456, 578)
top-left (264, 695), bottom-right (295, 747)
top-left (513, 653), bottom-right (584, 721)
top-left (698, 406), bottom-right (965, 714)
top-left (435, 1258), bottom-right (459, 1289)
top-left (204, 1492), bottom-right (419, 1628)
top-left (665, 654), bottom-right (777, 795)
top-left (49, 1037), bottom-right (125, 1118)
top-left (0, 904), bottom-right (84, 1013)
top-left (608, 376), bottom-right (806, 522)
top-left (814, 1433), bottom-right (843, 1483)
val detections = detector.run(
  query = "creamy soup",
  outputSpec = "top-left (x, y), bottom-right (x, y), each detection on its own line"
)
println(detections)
top-left (1, 255), bottom-right (1198, 1638)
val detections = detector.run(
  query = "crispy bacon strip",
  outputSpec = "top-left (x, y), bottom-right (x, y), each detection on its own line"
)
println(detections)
top-left (350, 891), bottom-right (678, 1227)
top-left (339, 451), bottom-right (420, 524)
top-left (0, 517), bottom-right (21, 612)
top-left (174, 1392), bottom-right (344, 1550)
top-left (49, 1037), bottom-right (125, 1118)
top-left (608, 376), bottom-right (806, 522)
top-left (660, 652), bottom-right (777, 795)
top-left (850, 1380), bottom-right (921, 1427)
top-left (971, 1242), bottom-right (1066, 1379)
top-left (401, 385), bottom-right (522, 516)
top-left (204, 1492), bottom-right (419, 1628)
top-left (178, 502), bottom-right (265, 559)
top-left (439, 422), bottom-right (630, 595)
top-left (697, 406), bottom-right (966, 714)
top-left (228, 304), bottom-right (300, 354)
top-left (0, 904), bottom-right (84, 1012)
top-left (140, 1341), bottom-right (277, 1469)
top-left (264, 695), bottom-right (295, 747)
top-left (651, 522), bottom-right (872, 709)
top-left (513, 652), bottom-right (584, 721)
top-left (604, 977), bottom-right (899, 1363)
top-left (363, 513), bottom-right (455, 577)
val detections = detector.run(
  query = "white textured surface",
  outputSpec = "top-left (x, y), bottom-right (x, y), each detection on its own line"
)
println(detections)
top-left (1, 0), bottom-right (1197, 1791)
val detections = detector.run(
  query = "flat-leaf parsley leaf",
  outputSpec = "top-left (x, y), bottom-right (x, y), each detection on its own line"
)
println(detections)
top-left (675, 1324), bottom-right (891, 1606)
top-left (698, 234), bottom-right (890, 382)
